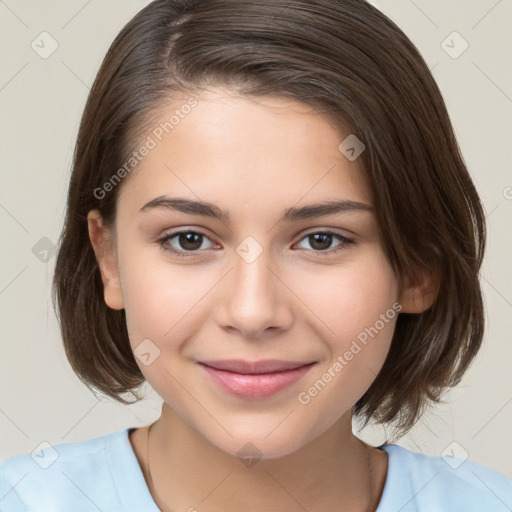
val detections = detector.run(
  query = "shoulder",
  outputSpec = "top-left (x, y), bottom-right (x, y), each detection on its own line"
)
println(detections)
top-left (378, 444), bottom-right (512, 512)
top-left (0, 429), bottom-right (130, 512)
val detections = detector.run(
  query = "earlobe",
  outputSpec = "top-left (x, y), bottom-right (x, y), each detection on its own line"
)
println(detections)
top-left (87, 209), bottom-right (125, 310)
top-left (398, 267), bottom-right (439, 314)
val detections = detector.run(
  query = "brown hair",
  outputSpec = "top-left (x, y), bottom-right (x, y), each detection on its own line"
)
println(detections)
top-left (52, 0), bottom-right (486, 436)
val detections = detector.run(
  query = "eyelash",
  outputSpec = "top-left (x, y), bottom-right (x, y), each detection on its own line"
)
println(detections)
top-left (157, 229), bottom-right (354, 258)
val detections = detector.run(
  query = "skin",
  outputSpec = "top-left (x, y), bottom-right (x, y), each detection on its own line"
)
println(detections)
top-left (88, 88), bottom-right (437, 512)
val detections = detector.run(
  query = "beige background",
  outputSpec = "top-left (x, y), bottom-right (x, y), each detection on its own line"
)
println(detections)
top-left (1, 0), bottom-right (511, 478)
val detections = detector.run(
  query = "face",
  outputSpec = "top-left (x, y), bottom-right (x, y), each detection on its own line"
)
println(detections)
top-left (90, 88), bottom-right (412, 459)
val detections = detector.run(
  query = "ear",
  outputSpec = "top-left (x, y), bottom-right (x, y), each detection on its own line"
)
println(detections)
top-left (87, 209), bottom-right (125, 310)
top-left (398, 266), bottom-right (439, 314)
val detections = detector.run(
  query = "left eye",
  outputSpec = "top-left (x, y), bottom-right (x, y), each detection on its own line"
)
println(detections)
top-left (158, 230), bottom-right (352, 257)
top-left (295, 231), bottom-right (351, 254)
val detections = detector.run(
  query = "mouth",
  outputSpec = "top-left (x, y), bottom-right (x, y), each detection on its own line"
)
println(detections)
top-left (197, 359), bottom-right (316, 399)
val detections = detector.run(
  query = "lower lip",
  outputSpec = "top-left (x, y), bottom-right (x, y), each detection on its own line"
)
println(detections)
top-left (199, 363), bottom-right (315, 399)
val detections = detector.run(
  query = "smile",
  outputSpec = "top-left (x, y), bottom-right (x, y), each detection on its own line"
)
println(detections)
top-left (197, 360), bottom-right (316, 399)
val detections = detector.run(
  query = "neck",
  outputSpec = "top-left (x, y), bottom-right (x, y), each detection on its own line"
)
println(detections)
top-left (135, 403), bottom-right (386, 512)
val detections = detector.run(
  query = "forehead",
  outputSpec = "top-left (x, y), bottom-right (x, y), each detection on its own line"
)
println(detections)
top-left (118, 89), bottom-right (372, 214)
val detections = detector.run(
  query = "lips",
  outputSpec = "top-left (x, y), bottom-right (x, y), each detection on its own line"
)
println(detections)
top-left (199, 359), bottom-right (310, 374)
top-left (198, 359), bottom-right (315, 399)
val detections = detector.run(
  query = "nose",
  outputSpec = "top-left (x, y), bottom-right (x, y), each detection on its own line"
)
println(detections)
top-left (216, 247), bottom-right (294, 339)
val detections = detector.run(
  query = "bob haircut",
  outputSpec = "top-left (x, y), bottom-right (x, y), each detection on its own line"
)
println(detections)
top-left (52, 0), bottom-right (486, 437)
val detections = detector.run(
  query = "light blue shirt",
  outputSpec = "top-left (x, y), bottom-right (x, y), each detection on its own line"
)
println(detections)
top-left (1, 428), bottom-right (511, 511)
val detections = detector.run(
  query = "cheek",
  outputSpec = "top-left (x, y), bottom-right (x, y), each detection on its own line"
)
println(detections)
top-left (119, 254), bottom-right (210, 406)
top-left (296, 312), bottom-right (398, 436)
top-left (290, 250), bottom-right (399, 347)
top-left (120, 248), bottom-right (215, 346)
top-left (293, 252), bottom-right (399, 406)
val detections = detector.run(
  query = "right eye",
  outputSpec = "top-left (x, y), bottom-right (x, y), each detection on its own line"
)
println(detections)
top-left (157, 230), bottom-right (218, 257)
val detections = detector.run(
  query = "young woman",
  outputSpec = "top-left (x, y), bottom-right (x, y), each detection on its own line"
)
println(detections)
top-left (1, 1), bottom-right (511, 511)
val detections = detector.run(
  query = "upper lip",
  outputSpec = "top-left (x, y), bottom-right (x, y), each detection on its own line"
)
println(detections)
top-left (198, 360), bottom-right (314, 374)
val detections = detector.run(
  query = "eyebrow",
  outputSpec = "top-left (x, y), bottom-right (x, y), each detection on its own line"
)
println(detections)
top-left (139, 196), bottom-right (373, 222)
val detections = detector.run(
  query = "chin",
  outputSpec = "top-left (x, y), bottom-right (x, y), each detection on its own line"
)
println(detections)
top-left (207, 428), bottom-right (314, 462)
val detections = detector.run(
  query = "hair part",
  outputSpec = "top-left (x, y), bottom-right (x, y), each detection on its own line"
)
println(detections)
top-left (52, 0), bottom-right (486, 438)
